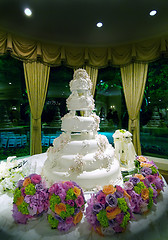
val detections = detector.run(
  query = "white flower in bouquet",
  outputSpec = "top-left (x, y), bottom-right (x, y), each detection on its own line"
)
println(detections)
top-left (0, 156), bottom-right (28, 194)
top-left (113, 129), bottom-right (132, 139)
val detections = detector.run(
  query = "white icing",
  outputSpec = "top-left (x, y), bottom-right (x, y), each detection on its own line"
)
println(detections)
top-left (61, 113), bottom-right (100, 132)
top-left (70, 68), bottom-right (92, 92)
top-left (66, 91), bottom-right (95, 111)
top-left (43, 158), bottom-right (122, 191)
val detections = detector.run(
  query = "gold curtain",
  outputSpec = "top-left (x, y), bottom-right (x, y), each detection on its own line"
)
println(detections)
top-left (85, 66), bottom-right (98, 97)
top-left (120, 63), bottom-right (148, 155)
top-left (23, 61), bottom-right (50, 155)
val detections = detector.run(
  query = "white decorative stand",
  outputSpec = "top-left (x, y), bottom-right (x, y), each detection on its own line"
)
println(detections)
top-left (113, 129), bottom-right (136, 172)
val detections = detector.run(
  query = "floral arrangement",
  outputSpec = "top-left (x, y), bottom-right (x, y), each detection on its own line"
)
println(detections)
top-left (124, 174), bottom-right (155, 214)
top-left (0, 156), bottom-right (29, 194)
top-left (135, 155), bottom-right (165, 196)
top-left (85, 184), bottom-right (133, 236)
top-left (47, 181), bottom-right (86, 232)
top-left (124, 155), bottom-right (165, 215)
top-left (12, 174), bottom-right (49, 224)
top-left (113, 129), bottom-right (132, 139)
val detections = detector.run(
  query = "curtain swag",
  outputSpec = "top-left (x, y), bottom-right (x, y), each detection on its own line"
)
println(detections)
top-left (0, 29), bottom-right (168, 67)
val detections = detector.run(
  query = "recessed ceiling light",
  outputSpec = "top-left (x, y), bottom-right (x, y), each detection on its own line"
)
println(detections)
top-left (97, 22), bottom-right (103, 28)
top-left (24, 8), bottom-right (32, 17)
top-left (9, 82), bottom-right (12, 85)
top-left (149, 10), bottom-right (157, 16)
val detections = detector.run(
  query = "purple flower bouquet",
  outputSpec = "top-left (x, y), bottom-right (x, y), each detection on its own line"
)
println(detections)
top-left (124, 173), bottom-right (159, 214)
top-left (135, 155), bottom-right (165, 196)
top-left (85, 184), bottom-right (133, 236)
top-left (47, 181), bottom-right (86, 232)
top-left (12, 174), bottom-right (49, 224)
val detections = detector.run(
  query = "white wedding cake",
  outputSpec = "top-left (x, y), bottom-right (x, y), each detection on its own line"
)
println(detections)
top-left (42, 69), bottom-right (122, 190)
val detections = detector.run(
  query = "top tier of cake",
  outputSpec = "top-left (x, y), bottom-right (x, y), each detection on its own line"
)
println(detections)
top-left (67, 69), bottom-right (95, 111)
top-left (62, 68), bottom-right (99, 133)
top-left (70, 69), bottom-right (92, 92)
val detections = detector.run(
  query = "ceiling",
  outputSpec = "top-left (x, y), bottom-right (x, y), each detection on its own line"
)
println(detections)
top-left (0, 0), bottom-right (168, 47)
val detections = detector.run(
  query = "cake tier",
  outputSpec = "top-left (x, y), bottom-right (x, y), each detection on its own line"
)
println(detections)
top-left (42, 133), bottom-right (122, 190)
top-left (47, 133), bottom-right (113, 171)
top-left (61, 113), bottom-right (100, 132)
top-left (70, 77), bottom-right (92, 92)
top-left (43, 157), bottom-right (122, 191)
top-left (66, 92), bottom-right (95, 111)
top-left (47, 143), bottom-right (114, 172)
top-left (71, 68), bottom-right (92, 91)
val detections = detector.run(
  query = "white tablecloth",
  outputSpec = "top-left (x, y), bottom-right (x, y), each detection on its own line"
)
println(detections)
top-left (0, 153), bottom-right (168, 240)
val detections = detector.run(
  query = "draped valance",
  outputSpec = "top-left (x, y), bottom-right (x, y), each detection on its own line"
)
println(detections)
top-left (0, 30), bottom-right (168, 67)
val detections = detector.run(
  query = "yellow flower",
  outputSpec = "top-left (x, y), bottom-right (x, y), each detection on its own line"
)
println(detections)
top-left (106, 206), bottom-right (121, 220)
top-left (123, 190), bottom-right (131, 200)
top-left (141, 188), bottom-right (149, 200)
top-left (54, 203), bottom-right (66, 215)
top-left (140, 162), bottom-right (153, 168)
top-left (23, 177), bottom-right (31, 187)
top-left (73, 211), bottom-right (83, 225)
top-left (102, 185), bottom-right (116, 195)
top-left (73, 186), bottom-right (81, 197)
top-left (157, 189), bottom-right (161, 195)
top-left (138, 156), bottom-right (147, 162)
top-left (134, 174), bottom-right (145, 180)
top-left (16, 195), bottom-right (24, 206)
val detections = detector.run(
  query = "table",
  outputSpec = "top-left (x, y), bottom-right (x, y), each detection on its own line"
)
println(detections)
top-left (0, 153), bottom-right (168, 240)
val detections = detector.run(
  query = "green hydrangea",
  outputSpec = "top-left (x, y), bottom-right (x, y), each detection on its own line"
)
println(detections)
top-left (60, 211), bottom-right (67, 219)
top-left (117, 198), bottom-right (128, 212)
top-left (17, 201), bottom-right (29, 215)
top-left (25, 183), bottom-right (36, 195)
top-left (49, 194), bottom-right (61, 212)
top-left (148, 187), bottom-right (154, 209)
top-left (66, 204), bottom-right (75, 216)
top-left (150, 166), bottom-right (158, 174)
top-left (120, 212), bottom-right (130, 228)
top-left (65, 188), bottom-right (76, 200)
top-left (48, 214), bottom-right (59, 229)
top-left (148, 187), bottom-right (153, 198)
top-left (97, 210), bottom-right (109, 228)
top-left (134, 181), bottom-right (146, 194)
top-left (119, 129), bottom-right (126, 133)
top-left (13, 188), bottom-right (21, 204)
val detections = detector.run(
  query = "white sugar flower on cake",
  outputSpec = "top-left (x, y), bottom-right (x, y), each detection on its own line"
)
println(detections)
top-left (53, 132), bottom-right (71, 151)
top-left (69, 154), bottom-right (84, 173)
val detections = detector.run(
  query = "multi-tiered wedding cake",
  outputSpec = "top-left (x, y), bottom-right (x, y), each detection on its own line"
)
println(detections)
top-left (42, 69), bottom-right (122, 190)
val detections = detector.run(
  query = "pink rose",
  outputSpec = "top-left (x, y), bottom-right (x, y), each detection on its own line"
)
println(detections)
top-left (31, 174), bottom-right (42, 184)
top-left (75, 195), bottom-right (84, 208)
top-left (66, 216), bottom-right (73, 224)
top-left (96, 191), bottom-right (106, 205)
top-left (116, 185), bottom-right (124, 193)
